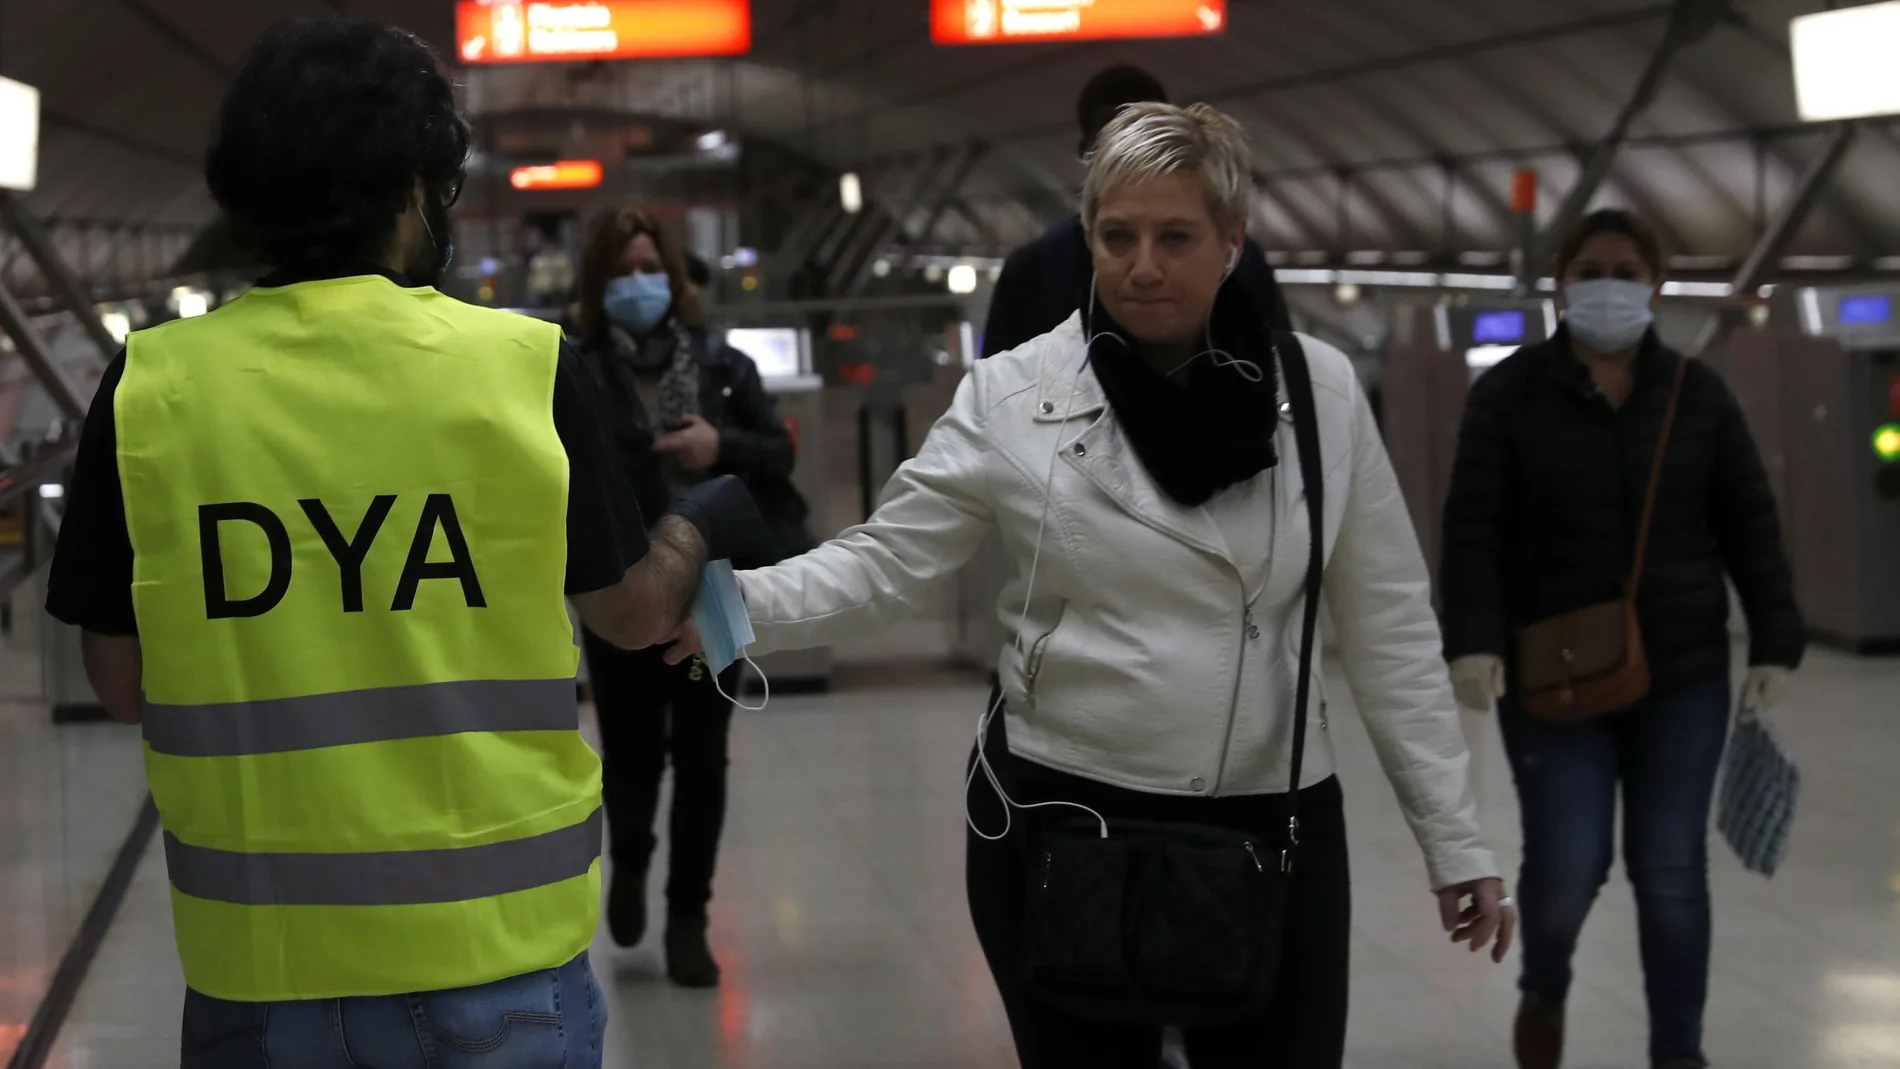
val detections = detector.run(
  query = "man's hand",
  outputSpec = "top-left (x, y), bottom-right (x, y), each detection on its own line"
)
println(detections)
top-left (664, 618), bottom-right (705, 666)
top-left (654, 414), bottom-right (721, 472)
top-left (1438, 877), bottom-right (1514, 963)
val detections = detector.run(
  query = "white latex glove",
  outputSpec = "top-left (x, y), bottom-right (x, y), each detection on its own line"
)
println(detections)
top-left (1449, 654), bottom-right (1507, 714)
top-left (1740, 665), bottom-right (1793, 719)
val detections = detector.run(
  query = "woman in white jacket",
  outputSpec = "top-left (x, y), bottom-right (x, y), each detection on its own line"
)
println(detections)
top-left (691, 103), bottom-right (1512, 1067)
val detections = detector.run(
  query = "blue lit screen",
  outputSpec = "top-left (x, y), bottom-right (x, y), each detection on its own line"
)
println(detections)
top-left (1839, 294), bottom-right (1893, 327)
top-left (1471, 310), bottom-right (1527, 344)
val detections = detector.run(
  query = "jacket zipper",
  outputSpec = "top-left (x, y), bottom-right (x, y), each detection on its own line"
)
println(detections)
top-left (1208, 562), bottom-right (1252, 797)
top-left (1243, 841), bottom-right (1264, 873)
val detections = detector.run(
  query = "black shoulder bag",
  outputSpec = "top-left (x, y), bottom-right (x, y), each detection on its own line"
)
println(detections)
top-left (1019, 333), bottom-right (1327, 1028)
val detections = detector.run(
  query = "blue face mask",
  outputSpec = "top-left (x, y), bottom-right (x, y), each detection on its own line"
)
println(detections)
top-left (691, 559), bottom-right (755, 676)
top-left (603, 273), bottom-right (672, 334)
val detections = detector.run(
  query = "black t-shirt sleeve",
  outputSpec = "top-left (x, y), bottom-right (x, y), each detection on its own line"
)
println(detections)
top-left (555, 338), bottom-right (651, 594)
top-left (46, 351), bottom-right (138, 635)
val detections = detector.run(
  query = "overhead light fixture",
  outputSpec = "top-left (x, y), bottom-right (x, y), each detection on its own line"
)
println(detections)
top-left (38, 483), bottom-right (62, 500)
top-left (872, 259), bottom-right (891, 278)
top-left (1792, 1), bottom-right (1900, 121)
top-left (840, 172), bottom-right (863, 214)
top-left (1333, 282), bottom-right (1362, 305)
top-left (173, 286), bottom-right (208, 319)
top-left (0, 76), bottom-right (39, 193)
top-left (947, 264), bottom-right (979, 295)
top-left (697, 129), bottom-right (728, 152)
top-left (924, 264), bottom-right (944, 283)
top-left (98, 310), bottom-right (131, 342)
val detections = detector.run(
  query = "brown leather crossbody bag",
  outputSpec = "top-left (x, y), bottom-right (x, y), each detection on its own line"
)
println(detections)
top-left (1515, 358), bottom-right (1687, 721)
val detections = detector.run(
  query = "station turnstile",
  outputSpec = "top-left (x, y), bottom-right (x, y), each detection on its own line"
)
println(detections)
top-left (1721, 285), bottom-right (1900, 652)
top-left (1382, 299), bottom-right (1555, 593)
top-left (746, 375), bottom-right (833, 691)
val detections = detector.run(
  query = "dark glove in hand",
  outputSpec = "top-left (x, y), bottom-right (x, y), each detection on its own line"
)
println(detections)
top-left (667, 475), bottom-right (769, 563)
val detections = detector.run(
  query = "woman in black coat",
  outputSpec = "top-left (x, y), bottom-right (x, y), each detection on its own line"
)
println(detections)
top-left (1439, 209), bottom-right (1804, 1069)
top-left (570, 206), bottom-right (813, 988)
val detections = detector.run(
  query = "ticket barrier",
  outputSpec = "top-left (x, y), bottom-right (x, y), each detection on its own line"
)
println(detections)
top-left (746, 374), bottom-right (833, 692)
top-left (1382, 299), bottom-right (1554, 590)
top-left (1721, 285), bottom-right (1900, 652)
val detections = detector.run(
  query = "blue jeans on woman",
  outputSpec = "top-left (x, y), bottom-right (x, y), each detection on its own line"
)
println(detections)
top-left (180, 951), bottom-right (606, 1069)
top-left (1499, 676), bottom-right (1730, 1068)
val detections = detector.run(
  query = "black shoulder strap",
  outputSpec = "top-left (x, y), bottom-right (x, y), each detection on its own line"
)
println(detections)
top-left (1274, 330), bottom-right (1325, 870)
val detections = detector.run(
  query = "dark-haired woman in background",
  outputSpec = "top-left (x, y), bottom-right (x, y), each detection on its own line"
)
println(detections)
top-left (572, 207), bottom-right (813, 987)
top-left (1440, 209), bottom-right (1805, 1069)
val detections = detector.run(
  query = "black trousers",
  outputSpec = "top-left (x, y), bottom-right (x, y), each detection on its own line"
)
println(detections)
top-left (966, 711), bottom-right (1351, 1069)
top-left (583, 632), bottom-right (738, 916)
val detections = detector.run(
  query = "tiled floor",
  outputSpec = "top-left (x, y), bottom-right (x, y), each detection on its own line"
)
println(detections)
top-left (14, 646), bottom-right (1900, 1068)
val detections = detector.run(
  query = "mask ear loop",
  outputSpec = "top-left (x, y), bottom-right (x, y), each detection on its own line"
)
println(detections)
top-left (967, 278), bottom-right (1113, 843)
top-left (711, 650), bottom-right (769, 713)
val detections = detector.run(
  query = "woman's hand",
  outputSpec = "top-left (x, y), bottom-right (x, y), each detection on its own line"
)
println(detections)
top-left (1438, 877), bottom-right (1514, 963)
top-left (655, 414), bottom-right (722, 472)
top-left (1449, 654), bottom-right (1506, 714)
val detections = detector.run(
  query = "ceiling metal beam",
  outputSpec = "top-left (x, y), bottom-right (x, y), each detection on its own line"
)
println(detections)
top-left (1537, 0), bottom-right (1728, 262)
top-left (883, 4), bottom-right (1679, 154)
top-left (115, 0), bottom-right (232, 80)
top-left (42, 111), bottom-right (199, 170)
top-left (1731, 122), bottom-right (1859, 299)
top-left (830, 147), bottom-right (953, 295)
top-left (0, 194), bottom-right (122, 361)
top-left (1694, 121), bottom-right (1858, 353)
top-left (0, 278), bottom-right (89, 420)
top-left (844, 142), bottom-right (988, 298)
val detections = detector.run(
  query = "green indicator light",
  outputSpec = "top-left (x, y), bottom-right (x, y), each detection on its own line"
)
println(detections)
top-left (1875, 423), bottom-right (1900, 463)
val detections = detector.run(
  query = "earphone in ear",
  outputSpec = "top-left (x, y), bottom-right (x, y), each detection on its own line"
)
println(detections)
top-left (1225, 244), bottom-right (1241, 278)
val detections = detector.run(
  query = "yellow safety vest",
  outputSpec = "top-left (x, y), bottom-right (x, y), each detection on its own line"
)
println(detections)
top-left (117, 275), bottom-right (599, 1002)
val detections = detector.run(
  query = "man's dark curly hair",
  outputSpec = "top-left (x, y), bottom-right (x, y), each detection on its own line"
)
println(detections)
top-left (206, 17), bottom-right (470, 268)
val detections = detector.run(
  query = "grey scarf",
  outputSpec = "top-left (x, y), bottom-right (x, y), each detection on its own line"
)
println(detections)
top-left (605, 321), bottom-right (699, 430)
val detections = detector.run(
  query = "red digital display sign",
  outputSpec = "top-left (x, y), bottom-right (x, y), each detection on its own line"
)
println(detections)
top-left (510, 160), bottom-right (605, 190)
top-left (457, 1), bottom-right (750, 64)
top-left (932, 0), bottom-right (1225, 45)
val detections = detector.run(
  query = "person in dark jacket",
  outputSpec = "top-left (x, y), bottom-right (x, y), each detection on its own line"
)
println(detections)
top-left (980, 64), bottom-right (1292, 358)
top-left (571, 205), bottom-right (815, 988)
top-left (1439, 208), bottom-right (1804, 1069)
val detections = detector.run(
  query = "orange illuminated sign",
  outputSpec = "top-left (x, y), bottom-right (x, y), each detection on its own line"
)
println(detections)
top-left (932, 0), bottom-right (1224, 44)
top-left (509, 160), bottom-right (604, 190)
top-left (457, 1), bottom-right (750, 63)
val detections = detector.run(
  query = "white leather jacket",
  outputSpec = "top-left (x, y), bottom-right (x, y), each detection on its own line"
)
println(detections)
top-left (738, 315), bottom-right (1496, 890)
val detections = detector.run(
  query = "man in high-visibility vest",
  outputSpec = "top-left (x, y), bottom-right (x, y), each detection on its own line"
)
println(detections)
top-left (44, 17), bottom-right (759, 1068)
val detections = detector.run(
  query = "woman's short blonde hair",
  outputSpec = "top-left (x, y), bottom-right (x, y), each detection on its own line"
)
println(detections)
top-left (1082, 102), bottom-right (1255, 235)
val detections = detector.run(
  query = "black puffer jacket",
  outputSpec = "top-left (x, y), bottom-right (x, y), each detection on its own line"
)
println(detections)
top-left (1440, 327), bottom-right (1805, 692)
top-left (575, 326), bottom-right (814, 570)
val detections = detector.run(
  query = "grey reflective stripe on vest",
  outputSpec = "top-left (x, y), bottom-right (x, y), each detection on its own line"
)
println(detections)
top-left (142, 678), bottom-right (578, 758)
top-left (164, 808), bottom-right (602, 907)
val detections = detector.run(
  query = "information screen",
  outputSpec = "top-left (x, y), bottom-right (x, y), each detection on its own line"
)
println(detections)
top-left (726, 328), bottom-right (803, 379)
top-left (1471, 309), bottom-right (1527, 344)
top-left (1839, 293), bottom-right (1894, 327)
top-left (456, 1), bottom-right (750, 63)
top-left (932, 0), bottom-right (1225, 45)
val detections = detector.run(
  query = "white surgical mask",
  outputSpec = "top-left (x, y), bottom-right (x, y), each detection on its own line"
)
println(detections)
top-left (1563, 278), bottom-right (1655, 353)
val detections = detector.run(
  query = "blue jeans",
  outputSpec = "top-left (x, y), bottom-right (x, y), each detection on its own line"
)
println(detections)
top-left (1500, 677), bottom-right (1730, 1068)
top-left (180, 952), bottom-right (605, 1069)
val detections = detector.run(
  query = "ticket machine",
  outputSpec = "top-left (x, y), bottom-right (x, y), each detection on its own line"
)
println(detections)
top-left (1722, 284), bottom-right (1900, 652)
top-left (1383, 298), bottom-right (1555, 592)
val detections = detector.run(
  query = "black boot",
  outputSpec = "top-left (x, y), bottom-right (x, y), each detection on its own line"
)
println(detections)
top-left (605, 867), bottom-right (648, 949)
top-left (665, 912), bottom-right (721, 988)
